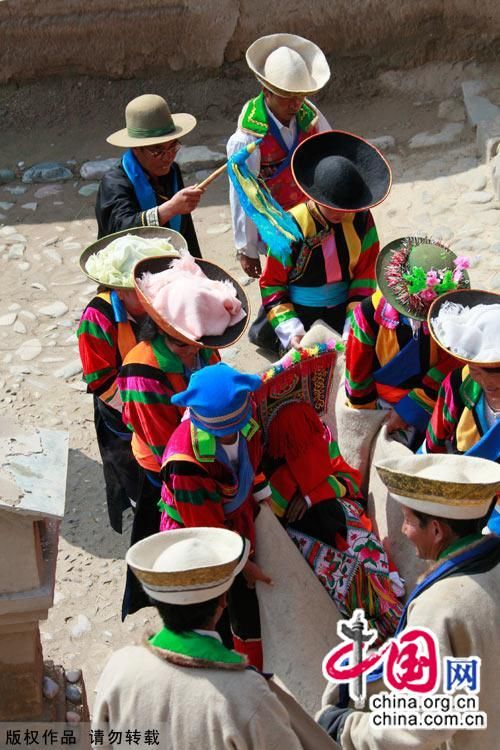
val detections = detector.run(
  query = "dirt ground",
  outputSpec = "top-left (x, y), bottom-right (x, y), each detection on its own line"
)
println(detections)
top-left (1, 61), bottom-right (500, 713)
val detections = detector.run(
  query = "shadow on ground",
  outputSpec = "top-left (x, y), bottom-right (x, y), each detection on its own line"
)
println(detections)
top-left (61, 447), bottom-right (132, 559)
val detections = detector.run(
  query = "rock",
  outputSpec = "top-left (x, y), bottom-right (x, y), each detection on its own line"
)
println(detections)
top-left (437, 99), bottom-right (465, 122)
top-left (18, 262), bottom-right (30, 271)
top-left (65, 684), bottom-right (82, 704)
top-left (4, 233), bottom-right (27, 245)
top-left (43, 248), bottom-right (63, 265)
top-left (431, 226), bottom-right (453, 241)
top-left (0, 201), bottom-right (14, 211)
top-left (70, 614), bottom-right (91, 638)
top-left (66, 669), bottom-right (82, 684)
top-left (13, 321), bottom-right (27, 334)
top-left (476, 116), bottom-right (500, 162)
top-left (17, 339), bottom-right (42, 361)
top-left (0, 169), bottom-right (15, 184)
top-left (66, 711), bottom-right (81, 724)
top-left (42, 676), bottom-right (59, 700)
top-left (62, 242), bottom-right (82, 252)
top-left (409, 123), bottom-right (463, 149)
top-left (206, 223), bottom-right (231, 235)
top-left (34, 184), bottom-right (63, 199)
top-left (21, 202), bottom-right (37, 211)
top-left (38, 301), bottom-right (68, 317)
top-left (7, 244), bottom-right (25, 260)
top-left (194, 169), bottom-right (212, 182)
top-left (4, 185), bottom-right (27, 195)
top-left (20, 310), bottom-right (37, 321)
top-left (0, 313), bottom-right (17, 326)
top-left (461, 79), bottom-right (500, 127)
top-left (54, 360), bottom-right (82, 379)
top-left (461, 191), bottom-right (494, 204)
top-left (491, 241), bottom-right (500, 253)
top-left (177, 146), bottom-right (226, 172)
top-left (78, 183), bottom-right (99, 197)
top-left (0, 225), bottom-right (17, 236)
top-left (22, 161), bottom-right (73, 183)
top-left (80, 158), bottom-right (118, 180)
top-left (456, 170), bottom-right (487, 191)
top-left (368, 135), bottom-right (396, 151)
top-left (31, 282), bottom-right (47, 291)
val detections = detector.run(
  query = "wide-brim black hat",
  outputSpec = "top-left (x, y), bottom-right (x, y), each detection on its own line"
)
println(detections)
top-left (80, 226), bottom-right (187, 289)
top-left (134, 256), bottom-right (249, 350)
top-left (291, 130), bottom-right (392, 212)
top-left (428, 289), bottom-right (500, 369)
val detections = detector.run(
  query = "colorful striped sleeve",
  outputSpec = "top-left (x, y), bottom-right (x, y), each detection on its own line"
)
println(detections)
top-left (347, 211), bottom-right (379, 311)
top-left (77, 297), bottom-right (119, 398)
top-left (259, 250), bottom-right (305, 348)
top-left (396, 350), bottom-right (458, 431)
top-left (421, 369), bottom-right (462, 453)
top-left (118, 361), bottom-right (183, 468)
top-left (344, 297), bottom-right (378, 409)
top-left (163, 461), bottom-right (226, 529)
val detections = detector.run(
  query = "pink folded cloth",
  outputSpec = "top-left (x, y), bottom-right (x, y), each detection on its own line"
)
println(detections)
top-left (137, 255), bottom-right (245, 340)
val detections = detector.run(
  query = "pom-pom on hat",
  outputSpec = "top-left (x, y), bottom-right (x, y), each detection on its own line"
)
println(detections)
top-left (171, 363), bottom-right (262, 436)
top-left (291, 130), bottom-right (392, 213)
top-left (126, 528), bottom-right (250, 604)
top-left (376, 236), bottom-right (471, 321)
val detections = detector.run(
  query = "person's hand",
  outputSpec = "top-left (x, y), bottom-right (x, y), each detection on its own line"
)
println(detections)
top-left (385, 409), bottom-right (409, 434)
top-left (289, 334), bottom-right (304, 350)
top-left (163, 187), bottom-right (203, 216)
top-left (243, 559), bottom-right (273, 588)
top-left (285, 491), bottom-right (309, 523)
top-left (239, 253), bottom-right (262, 278)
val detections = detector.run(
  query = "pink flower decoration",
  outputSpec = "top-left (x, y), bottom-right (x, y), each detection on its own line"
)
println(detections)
top-left (426, 269), bottom-right (440, 288)
top-left (453, 256), bottom-right (470, 272)
top-left (420, 288), bottom-right (438, 303)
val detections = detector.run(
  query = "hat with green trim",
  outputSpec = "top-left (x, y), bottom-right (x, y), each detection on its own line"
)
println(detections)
top-left (376, 236), bottom-right (471, 321)
top-left (107, 94), bottom-right (196, 148)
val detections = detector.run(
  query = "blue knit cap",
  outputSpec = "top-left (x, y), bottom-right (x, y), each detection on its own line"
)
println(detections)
top-left (171, 363), bottom-right (262, 436)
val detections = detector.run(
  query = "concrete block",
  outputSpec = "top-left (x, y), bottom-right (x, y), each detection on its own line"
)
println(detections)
top-left (0, 624), bottom-right (43, 720)
top-left (476, 117), bottom-right (500, 163)
top-left (0, 510), bottom-right (42, 593)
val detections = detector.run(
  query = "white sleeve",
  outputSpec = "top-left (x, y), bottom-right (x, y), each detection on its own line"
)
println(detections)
top-left (315, 106), bottom-right (332, 132)
top-left (227, 130), bottom-right (265, 259)
top-left (274, 317), bottom-right (306, 350)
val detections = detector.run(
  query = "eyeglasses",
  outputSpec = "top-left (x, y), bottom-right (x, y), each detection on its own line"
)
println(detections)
top-left (143, 142), bottom-right (181, 159)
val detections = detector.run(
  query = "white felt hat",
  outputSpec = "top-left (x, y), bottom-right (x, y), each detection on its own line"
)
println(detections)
top-left (126, 528), bottom-right (250, 604)
top-left (376, 454), bottom-right (500, 520)
top-left (246, 33), bottom-right (330, 96)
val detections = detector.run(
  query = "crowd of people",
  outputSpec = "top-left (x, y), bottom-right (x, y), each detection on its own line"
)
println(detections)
top-left (76, 32), bottom-right (500, 750)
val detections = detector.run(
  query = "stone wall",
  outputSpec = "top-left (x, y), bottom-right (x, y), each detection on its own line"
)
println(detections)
top-left (1, 0), bottom-right (499, 84)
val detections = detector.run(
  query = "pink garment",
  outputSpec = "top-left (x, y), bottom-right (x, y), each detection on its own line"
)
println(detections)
top-left (137, 256), bottom-right (245, 339)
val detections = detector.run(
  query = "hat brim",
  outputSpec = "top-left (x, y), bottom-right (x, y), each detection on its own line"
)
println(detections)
top-left (375, 238), bottom-right (470, 321)
top-left (106, 113), bottom-right (197, 148)
top-left (126, 529), bottom-right (250, 604)
top-left (291, 130), bottom-right (392, 213)
top-left (246, 33), bottom-right (330, 95)
top-left (79, 226), bottom-right (187, 289)
top-left (428, 289), bottom-right (500, 368)
top-left (134, 256), bottom-right (249, 349)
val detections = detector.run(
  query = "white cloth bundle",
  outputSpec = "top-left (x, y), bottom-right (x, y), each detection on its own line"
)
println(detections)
top-left (137, 255), bottom-right (245, 339)
top-left (433, 301), bottom-right (500, 362)
top-left (86, 234), bottom-right (177, 286)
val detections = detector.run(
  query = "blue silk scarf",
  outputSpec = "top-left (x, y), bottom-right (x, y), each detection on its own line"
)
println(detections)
top-left (122, 149), bottom-right (182, 232)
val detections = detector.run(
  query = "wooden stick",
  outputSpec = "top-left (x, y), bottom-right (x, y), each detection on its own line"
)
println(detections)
top-left (195, 162), bottom-right (227, 190)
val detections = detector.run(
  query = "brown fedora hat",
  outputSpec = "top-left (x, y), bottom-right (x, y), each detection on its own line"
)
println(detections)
top-left (133, 255), bottom-right (249, 350)
top-left (79, 226), bottom-right (187, 289)
top-left (107, 94), bottom-right (196, 148)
